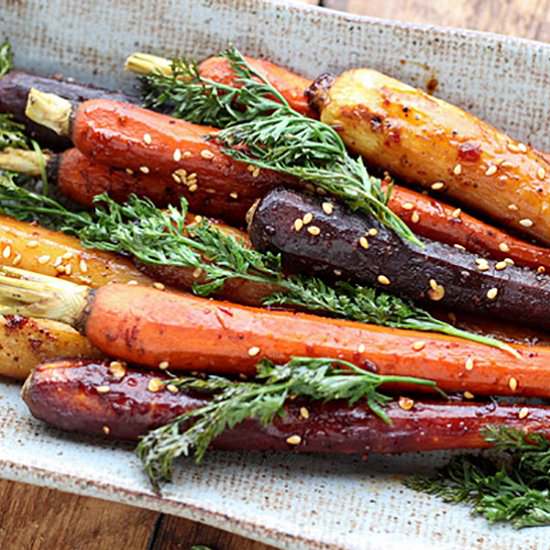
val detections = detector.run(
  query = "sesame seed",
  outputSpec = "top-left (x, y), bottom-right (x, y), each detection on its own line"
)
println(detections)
top-left (428, 281), bottom-right (445, 301)
top-left (307, 226), bottom-right (321, 236)
top-left (412, 340), bottom-right (425, 351)
top-left (431, 182), bottom-right (445, 191)
top-left (64, 264), bottom-right (72, 275)
top-left (127, 280), bottom-right (139, 286)
top-left (465, 357), bottom-right (474, 370)
top-left (454, 244), bottom-right (466, 250)
top-left (538, 167), bottom-right (546, 180)
top-left (402, 202), bottom-right (414, 210)
top-left (398, 396), bottom-right (415, 411)
top-left (519, 218), bottom-right (534, 228)
top-left (333, 269), bottom-right (342, 276)
top-left (37, 255), bottom-right (50, 264)
top-left (54, 255), bottom-right (62, 266)
top-left (166, 384), bottom-right (179, 394)
top-left (200, 149), bottom-right (215, 160)
top-left (509, 377), bottom-right (518, 391)
top-left (148, 378), bottom-right (164, 393)
top-left (486, 287), bottom-right (498, 300)
top-left (538, 266), bottom-right (546, 274)
top-left (286, 435), bottom-right (302, 445)
top-left (294, 218), bottom-right (304, 232)
top-left (517, 143), bottom-right (528, 153)
top-left (55, 265), bottom-right (66, 273)
top-left (508, 142), bottom-right (520, 153)
top-left (139, 166), bottom-right (150, 174)
top-left (26, 240), bottom-right (39, 248)
top-left (453, 163), bottom-right (462, 175)
top-left (368, 228), bottom-right (378, 237)
top-left (377, 274), bottom-right (391, 285)
top-left (499, 242), bottom-right (510, 253)
top-left (2, 245), bottom-right (11, 258)
top-left (248, 346), bottom-right (261, 357)
top-left (357, 343), bottom-right (366, 353)
top-left (189, 184), bottom-right (198, 192)
top-left (518, 407), bottom-right (529, 419)
top-left (125, 168), bottom-right (134, 175)
top-left (79, 259), bottom-right (88, 273)
top-left (451, 208), bottom-right (462, 218)
top-left (96, 385), bottom-right (111, 394)
top-left (62, 252), bottom-right (73, 260)
top-left (183, 151), bottom-right (192, 158)
top-left (143, 133), bottom-right (152, 144)
top-left (411, 211), bottom-right (420, 223)
top-left (12, 253), bottom-right (21, 266)
top-left (158, 361), bottom-right (170, 370)
top-left (302, 213), bottom-right (313, 225)
top-left (485, 164), bottom-right (497, 176)
top-left (153, 282), bottom-right (165, 290)
top-left (187, 172), bottom-right (198, 182)
top-left (172, 173), bottom-right (181, 183)
top-left (475, 258), bottom-right (490, 271)
top-left (359, 236), bottom-right (369, 249)
top-left (463, 391), bottom-right (474, 399)
top-left (300, 407), bottom-right (310, 419)
top-left (194, 216), bottom-right (203, 223)
top-left (192, 267), bottom-right (203, 279)
top-left (229, 192), bottom-right (238, 199)
top-left (322, 202), bottom-right (334, 215)
top-left (252, 167), bottom-right (261, 178)
top-left (495, 261), bottom-right (507, 271)
top-left (109, 362), bottom-right (126, 380)
top-left (505, 258), bottom-right (515, 266)
top-left (429, 279), bottom-right (438, 291)
top-left (173, 148), bottom-right (182, 162)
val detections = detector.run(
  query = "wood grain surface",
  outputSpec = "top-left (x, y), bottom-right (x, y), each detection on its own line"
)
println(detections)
top-left (1, 1), bottom-right (547, 549)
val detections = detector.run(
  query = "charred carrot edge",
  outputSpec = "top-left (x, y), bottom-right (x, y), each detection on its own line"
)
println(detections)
top-left (24, 359), bottom-right (550, 452)
top-left (84, 284), bottom-right (550, 398)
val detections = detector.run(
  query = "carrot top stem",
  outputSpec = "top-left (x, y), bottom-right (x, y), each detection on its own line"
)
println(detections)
top-left (25, 88), bottom-right (72, 136)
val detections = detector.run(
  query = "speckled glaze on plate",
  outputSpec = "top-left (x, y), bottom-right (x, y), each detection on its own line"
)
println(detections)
top-left (2, 1), bottom-right (550, 548)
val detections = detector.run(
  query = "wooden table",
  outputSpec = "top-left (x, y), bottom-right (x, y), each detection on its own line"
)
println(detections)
top-left (3, 1), bottom-right (550, 549)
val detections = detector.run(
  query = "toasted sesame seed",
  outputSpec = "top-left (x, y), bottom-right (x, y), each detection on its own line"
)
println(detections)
top-left (127, 280), bottom-right (139, 286)
top-left (302, 213), bottom-right (313, 225)
top-left (412, 340), bottom-right (425, 351)
top-left (538, 266), bottom-right (546, 274)
top-left (173, 148), bottom-right (182, 162)
top-left (229, 192), bottom-right (238, 199)
top-left (300, 407), bottom-right (310, 419)
top-left (428, 281), bottom-right (445, 301)
top-left (64, 264), bottom-right (72, 275)
top-left (411, 211), bottom-right (420, 223)
top-left (465, 357), bottom-right (474, 370)
top-left (508, 203), bottom-right (519, 211)
top-left (2, 245), bottom-right (11, 259)
top-left (475, 258), bottom-right (490, 271)
top-left (194, 215), bottom-right (203, 223)
top-left (431, 182), bottom-right (445, 191)
top-left (187, 172), bottom-right (198, 182)
top-left (499, 242), bottom-right (510, 253)
top-left (192, 267), bottom-right (203, 279)
top-left (487, 287), bottom-right (498, 300)
top-left (368, 228), bottom-right (378, 236)
top-left (307, 226), bottom-right (321, 236)
top-left (429, 279), bottom-right (438, 291)
top-left (37, 255), bottom-right (50, 264)
top-left (96, 385), bottom-right (111, 394)
top-left (463, 391), bottom-right (474, 399)
top-left (172, 173), bottom-right (181, 183)
top-left (505, 258), bottom-right (515, 266)
top-left (359, 236), bottom-right (369, 249)
top-left (519, 218), bottom-right (534, 228)
top-left (518, 407), bottom-right (529, 419)
top-left (294, 218), bottom-right (304, 231)
top-left (61, 252), bottom-right (73, 260)
top-left (333, 269), bottom-right (342, 276)
top-left (189, 184), bottom-right (198, 192)
top-left (357, 343), bottom-right (366, 353)
top-left (402, 202), bottom-right (414, 210)
top-left (55, 264), bottom-right (66, 274)
top-left (518, 143), bottom-right (528, 153)
top-left (495, 261), bottom-right (507, 271)
top-left (453, 163), bottom-right (462, 175)
top-left (12, 253), bottom-right (21, 266)
top-left (102, 426), bottom-right (111, 435)
top-left (125, 168), bottom-right (134, 175)
top-left (183, 151), bottom-right (192, 159)
top-left (538, 167), bottom-right (546, 180)
top-left (454, 244), bottom-right (466, 250)
top-left (109, 361), bottom-right (126, 380)
top-left (148, 378), bottom-right (164, 393)
top-left (201, 149), bottom-right (215, 160)
top-left (398, 396), bottom-right (415, 411)
top-left (248, 346), bottom-right (261, 357)
top-left (166, 384), bottom-right (179, 394)
top-left (451, 208), bottom-right (462, 218)
top-left (143, 133), bottom-right (152, 144)
top-left (139, 166), bottom-right (150, 174)
top-left (485, 164), bottom-right (497, 176)
top-left (153, 282), bottom-right (165, 290)
top-left (507, 142), bottom-right (520, 153)
top-left (26, 240), bottom-right (39, 248)
top-left (79, 259), bottom-right (88, 273)
top-left (158, 361), bottom-right (170, 370)
top-left (252, 167), bottom-right (261, 178)
top-left (509, 377), bottom-right (518, 391)
top-left (286, 434), bottom-right (302, 445)
top-left (322, 202), bottom-right (334, 215)
top-left (377, 274), bottom-right (391, 285)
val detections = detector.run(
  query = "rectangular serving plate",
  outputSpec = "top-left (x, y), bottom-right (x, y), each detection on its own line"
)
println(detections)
top-left (1, 1), bottom-right (550, 548)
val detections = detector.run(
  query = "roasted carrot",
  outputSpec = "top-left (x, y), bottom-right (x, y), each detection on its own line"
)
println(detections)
top-left (5, 273), bottom-right (550, 398)
top-left (23, 359), bottom-right (550, 452)
top-left (0, 214), bottom-right (153, 287)
top-left (0, 317), bottom-right (101, 380)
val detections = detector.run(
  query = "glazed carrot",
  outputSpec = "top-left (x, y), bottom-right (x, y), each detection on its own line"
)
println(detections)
top-left (23, 359), bottom-right (550, 451)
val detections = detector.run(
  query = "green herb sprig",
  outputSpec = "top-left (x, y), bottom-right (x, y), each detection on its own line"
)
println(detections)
top-left (0, 114), bottom-right (30, 151)
top-left (140, 47), bottom-right (420, 246)
top-left (407, 426), bottom-right (550, 528)
top-left (137, 356), bottom-right (439, 486)
top-left (0, 40), bottom-right (13, 77)
top-left (0, 174), bottom-right (514, 353)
